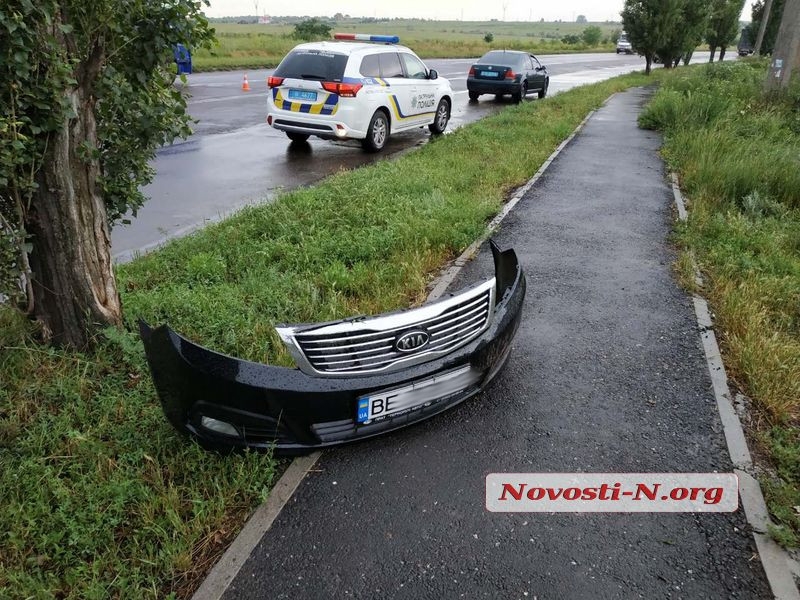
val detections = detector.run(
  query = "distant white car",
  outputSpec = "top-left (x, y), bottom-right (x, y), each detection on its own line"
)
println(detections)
top-left (266, 34), bottom-right (453, 152)
top-left (616, 33), bottom-right (633, 54)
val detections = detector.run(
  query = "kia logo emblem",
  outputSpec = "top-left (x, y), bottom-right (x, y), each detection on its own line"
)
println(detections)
top-left (395, 330), bottom-right (430, 353)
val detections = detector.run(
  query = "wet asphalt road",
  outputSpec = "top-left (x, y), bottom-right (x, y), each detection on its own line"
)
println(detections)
top-left (111, 52), bottom-right (721, 261)
top-left (221, 88), bottom-right (770, 599)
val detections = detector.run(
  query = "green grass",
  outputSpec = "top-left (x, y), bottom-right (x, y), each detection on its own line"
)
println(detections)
top-left (0, 70), bottom-right (661, 598)
top-left (640, 59), bottom-right (800, 547)
top-left (192, 20), bottom-right (620, 71)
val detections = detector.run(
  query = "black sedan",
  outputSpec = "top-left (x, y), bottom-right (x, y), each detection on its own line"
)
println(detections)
top-left (467, 50), bottom-right (549, 102)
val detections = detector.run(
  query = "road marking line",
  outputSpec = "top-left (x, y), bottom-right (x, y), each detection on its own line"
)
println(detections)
top-left (672, 173), bottom-right (800, 600)
top-left (190, 92), bottom-right (268, 105)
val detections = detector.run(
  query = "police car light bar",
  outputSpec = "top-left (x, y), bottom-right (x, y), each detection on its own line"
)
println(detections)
top-left (333, 33), bottom-right (400, 44)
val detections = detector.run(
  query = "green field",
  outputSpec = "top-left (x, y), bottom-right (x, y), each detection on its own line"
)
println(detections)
top-left (192, 19), bottom-right (622, 71)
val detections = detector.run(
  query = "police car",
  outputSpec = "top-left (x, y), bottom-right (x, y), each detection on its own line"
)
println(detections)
top-left (266, 34), bottom-right (453, 152)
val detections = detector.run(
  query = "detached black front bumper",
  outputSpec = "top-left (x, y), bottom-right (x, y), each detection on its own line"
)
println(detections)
top-left (139, 241), bottom-right (525, 454)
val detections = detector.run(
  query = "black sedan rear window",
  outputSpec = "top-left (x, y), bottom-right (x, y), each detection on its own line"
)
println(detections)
top-left (274, 50), bottom-right (348, 81)
top-left (478, 51), bottom-right (523, 65)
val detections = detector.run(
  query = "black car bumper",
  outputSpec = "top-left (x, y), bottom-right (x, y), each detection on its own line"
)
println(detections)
top-left (467, 78), bottom-right (521, 95)
top-left (139, 241), bottom-right (525, 454)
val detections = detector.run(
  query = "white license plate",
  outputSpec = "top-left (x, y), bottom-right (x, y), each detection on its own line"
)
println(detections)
top-left (356, 366), bottom-right (480, 424)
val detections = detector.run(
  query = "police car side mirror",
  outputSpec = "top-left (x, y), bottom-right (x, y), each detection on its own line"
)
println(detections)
top-left (428, 69), bottom-right (438, 80)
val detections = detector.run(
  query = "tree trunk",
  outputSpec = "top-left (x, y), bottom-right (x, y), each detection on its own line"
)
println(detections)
top-left (27, 84), bottom-right (122, 348)
top-left (719, 46), bottom-right (727, 61)
top-left (754, 0), bottom-right (775, 54)
top-left (645, 54), bottom-right (653, 75)
top-left (683, 49), bottom-right (694, 65)
top-left (709, 46), bottom-right (717, 62)
top-left (765, 0), bottom-right (800, 91)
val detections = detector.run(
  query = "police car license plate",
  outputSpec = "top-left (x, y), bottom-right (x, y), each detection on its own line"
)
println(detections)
top-left (288, 89), bottom-right (317, 101)
top-left (356, 366), bottom-right (479, 424)
top-left (481, 71), bottom-right (499, 78)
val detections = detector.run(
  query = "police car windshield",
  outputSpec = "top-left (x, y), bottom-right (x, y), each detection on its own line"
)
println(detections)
top-left (275, 50), bottom-right (348, 81)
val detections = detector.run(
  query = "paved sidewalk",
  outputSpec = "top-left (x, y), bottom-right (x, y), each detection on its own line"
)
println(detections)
top-left (221, 88), bottom-right (771, 599)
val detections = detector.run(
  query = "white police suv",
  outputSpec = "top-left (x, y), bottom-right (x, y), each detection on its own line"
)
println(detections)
top-left (266, 34), bottom-right (453, 152)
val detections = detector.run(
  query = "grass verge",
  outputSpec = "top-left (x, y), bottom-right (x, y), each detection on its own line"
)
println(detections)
top-left (1, 70), bottom-right (661, 598)
top-left (639, 59), bottom-right (800, 547)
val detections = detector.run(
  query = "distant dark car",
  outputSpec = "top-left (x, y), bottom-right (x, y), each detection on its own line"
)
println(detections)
top-left (737, 28), bottom-right (754, 56)
top-left (467, 50), bottom-right (549, 103)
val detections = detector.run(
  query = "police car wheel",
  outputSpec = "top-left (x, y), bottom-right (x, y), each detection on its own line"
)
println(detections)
top-left (362, 110), bottom-right (389, 153)
top-left (428, 99), bottom-right (450, 134)
top-left (286, 132), bottom-right (309, 143)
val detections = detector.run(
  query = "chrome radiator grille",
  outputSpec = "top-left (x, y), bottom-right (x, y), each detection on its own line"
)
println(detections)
top-left (277, 279), bottom-right (495, 376)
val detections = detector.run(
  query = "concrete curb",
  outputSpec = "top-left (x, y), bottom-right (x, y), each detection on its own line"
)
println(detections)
top-left (671, 175), bottom-right (800, 600)
top-left (191, 452), bottom-right (321, 600)
top-left (191, 94), bottom-right (610, 600)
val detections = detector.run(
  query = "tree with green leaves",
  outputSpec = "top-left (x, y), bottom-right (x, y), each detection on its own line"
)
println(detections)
top-left (293, 18), bottom-right (331, 41)
top-left (582, 26), bottom-right (603, 46)
top-left (706, 0), bottom-right (746, 61)
top-left (679, 0), bottom-right (711, 64)
top-left (0, 1), bottom-right (214, 348)
top-left (622, 0), bottom-right (684, 74)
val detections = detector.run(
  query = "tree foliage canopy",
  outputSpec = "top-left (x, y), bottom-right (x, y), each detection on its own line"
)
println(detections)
top-left (657, 0), bottom-right (711, 66)
top-left (706, 0), bottom-right (746, 50)
top-left (622, 0), bottom-right (684, 72)
top-left (622, 0), bottom-right (714, 71)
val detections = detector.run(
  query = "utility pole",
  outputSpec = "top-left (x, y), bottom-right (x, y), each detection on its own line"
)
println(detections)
top-left (503, 2), bottom-right (509, 21)
top-left (753, 0), bottom-right (774, 54)
top-left (765, 0), bottom-right (800, 91)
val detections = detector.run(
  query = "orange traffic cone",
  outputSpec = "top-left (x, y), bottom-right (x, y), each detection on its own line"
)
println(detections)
top-left (242, 73), bottom-right (251, 92)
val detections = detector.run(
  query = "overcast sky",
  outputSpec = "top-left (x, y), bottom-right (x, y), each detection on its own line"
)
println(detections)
top-left (205, 0), bottom-right (755, 23)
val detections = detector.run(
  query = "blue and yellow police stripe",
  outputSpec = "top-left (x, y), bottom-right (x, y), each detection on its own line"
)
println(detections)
top-left (272, 88), bottom-right (339, 115)
top-left (387, 95), bottom-right (435, 122)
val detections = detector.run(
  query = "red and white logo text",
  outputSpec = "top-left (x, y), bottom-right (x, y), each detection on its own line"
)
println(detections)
top-left (486, 473), bottom-right (738, 512)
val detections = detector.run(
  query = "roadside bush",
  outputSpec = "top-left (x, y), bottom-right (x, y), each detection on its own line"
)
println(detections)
top-left (484, 32), bottom-right (494, 43)
top-left (293, 18), bottom-right (331, 41)
top-left (582, 26), bottom-right (602, 46)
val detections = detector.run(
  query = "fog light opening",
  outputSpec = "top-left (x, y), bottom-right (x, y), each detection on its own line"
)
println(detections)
top-left (201, 416), bottom-right (240, 437)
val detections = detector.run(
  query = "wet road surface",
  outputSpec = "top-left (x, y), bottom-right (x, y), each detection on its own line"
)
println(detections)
top-left (221, 87), bottom-right (771, 600)
top-left (111, 52), bottom-right (721, 261)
